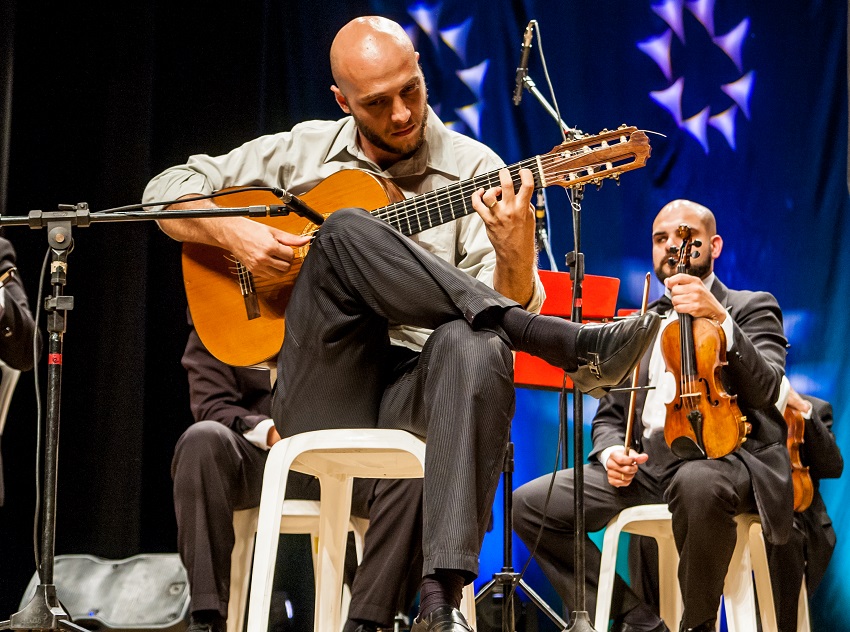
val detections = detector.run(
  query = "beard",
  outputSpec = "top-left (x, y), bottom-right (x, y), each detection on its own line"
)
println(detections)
top-left (352, 100), bottom-right (429, 159)
top-left (654, 250), bottom-right (712, 283)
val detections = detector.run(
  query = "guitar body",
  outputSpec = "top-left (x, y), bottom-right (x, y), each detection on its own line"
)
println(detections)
top-left (182, 170), bottom-right (403, 367)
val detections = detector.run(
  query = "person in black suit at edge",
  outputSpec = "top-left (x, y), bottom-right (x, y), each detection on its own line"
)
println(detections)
top-left (0, 235), bottom-right (39, 507)
top-left (513, 199), bottom-right (793, 632)
top-left (767, 382), bottom-right (841, 631)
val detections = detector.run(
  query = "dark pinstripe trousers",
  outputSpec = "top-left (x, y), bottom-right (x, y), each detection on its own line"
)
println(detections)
top-left (273, 208), bottom-right (519, 580)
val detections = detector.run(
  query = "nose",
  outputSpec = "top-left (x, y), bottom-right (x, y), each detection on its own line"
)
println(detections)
top-left (391, 96), bottom-right (411, 125)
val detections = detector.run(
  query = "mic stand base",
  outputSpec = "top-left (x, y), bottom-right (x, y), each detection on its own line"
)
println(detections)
top-left (475, 441), bottom-right (568, 631)
top-left (476, 573), bottom-right (568, 632)
top-left (0, 586), bottom-right (89, 632)
top-left (566, 610), bottom-right (596, 632)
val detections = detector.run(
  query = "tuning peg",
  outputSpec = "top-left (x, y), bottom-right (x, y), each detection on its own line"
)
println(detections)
top-left (693, 239), bottom-right (702, 247)
top-left (692, 251), bottom-right (700, 259)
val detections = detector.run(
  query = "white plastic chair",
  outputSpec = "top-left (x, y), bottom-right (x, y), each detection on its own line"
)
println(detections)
top-left (244, 428), bottom-right (476, 632)
top-left (594, 504), bottom-right (778, 632)
top-left (227, 500), bottom-right (367, 632)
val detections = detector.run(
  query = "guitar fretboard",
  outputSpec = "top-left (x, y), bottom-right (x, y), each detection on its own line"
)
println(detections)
top-left (371, 158), bottom-right (543, 237)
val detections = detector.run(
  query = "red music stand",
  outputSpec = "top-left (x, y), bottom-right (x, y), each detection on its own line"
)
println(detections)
top-left (514, 270), bottom-right (620, 390)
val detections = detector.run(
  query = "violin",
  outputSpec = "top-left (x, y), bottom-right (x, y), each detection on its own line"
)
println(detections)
top-left (784, 405), bottom-right (814, 512)
top-left (661, 225), bottom-right (751, 460)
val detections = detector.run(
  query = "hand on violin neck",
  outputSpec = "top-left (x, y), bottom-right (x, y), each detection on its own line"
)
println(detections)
top-left (664, 273), bottom-right (726, 322)
top-left (606, 447), bottom-right (649, 487)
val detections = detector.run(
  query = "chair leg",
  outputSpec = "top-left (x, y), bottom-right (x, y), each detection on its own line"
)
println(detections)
top-left (314, 473), bottom-right (355, 632)
top-left (797, 579), bottom-right (811, 632)
top-left (722, 519), bottom-right (758, 632)
top-left (655, 536), bottom-right (683, 630)
top-left (246, 443), bottom-right (297, 632)
top-left (228, 508), bottom-right (260, 632)
top-left (460, 584), bottom-right (477, 629)
top-left (747, 521), bottom-right (777, 632)
top-left (594, 520), bottom-right (624, 630)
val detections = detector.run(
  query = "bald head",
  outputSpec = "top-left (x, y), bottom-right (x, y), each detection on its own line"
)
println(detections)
top-left (651, 199), bottom-right (722, 282)
top-left (330, 17), bottom-right (416, 95)
top-left (653, 199), bottom-right (716, 236)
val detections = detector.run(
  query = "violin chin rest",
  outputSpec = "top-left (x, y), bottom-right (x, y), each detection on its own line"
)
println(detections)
top-left (670, 436), bottom-right (706, 461)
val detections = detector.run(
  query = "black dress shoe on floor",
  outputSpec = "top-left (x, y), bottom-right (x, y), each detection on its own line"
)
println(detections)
top-left (410, 605), bottom-right (473, 632)
top-left (186, 611), bottom-right (225, 632)
top-left (569, 312), bottom-right (661, 398)
top-left (678, 621), bottom-right (716, 632)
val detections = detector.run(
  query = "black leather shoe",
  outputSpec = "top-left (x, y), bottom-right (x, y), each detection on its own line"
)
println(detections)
top-left (410, 605), bottom-right (473, 632)
top-left (678, 621), bottom-right (716, 632)
top-left (186, 612), bottom-right (225, 632)
top-left (569, 312), bottom-right (661, 398)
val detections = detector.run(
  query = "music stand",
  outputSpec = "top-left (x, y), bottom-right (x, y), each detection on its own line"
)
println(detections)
top-left (477, 271), bottom-right (619, 632)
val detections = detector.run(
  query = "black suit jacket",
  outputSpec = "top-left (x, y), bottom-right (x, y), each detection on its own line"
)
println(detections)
top-left (0, 236), bottom-right (39, 506)
top-left (589, 277), bottom-right (794, 544)
top-left (181, 315), bottom-right (272, 430)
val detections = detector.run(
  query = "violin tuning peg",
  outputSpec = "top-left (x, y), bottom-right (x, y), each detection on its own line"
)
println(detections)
top-left (692, 251), bottom-right (700, 259)
top-left (693, 239), bottom-right (702, 247)
top-left (667, 257), bottom-right (677, 266)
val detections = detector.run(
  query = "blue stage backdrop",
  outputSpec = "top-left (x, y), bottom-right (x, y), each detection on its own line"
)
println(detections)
top-left (366, 0), bottom-right (848, 629)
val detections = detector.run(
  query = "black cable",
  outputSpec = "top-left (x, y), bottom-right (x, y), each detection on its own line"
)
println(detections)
top-left (507, 372), bottom-right (570, 603)
top-left (31, 247), bottom-right (49, 578)
top-left (96, 186), bottom-right (287, 214)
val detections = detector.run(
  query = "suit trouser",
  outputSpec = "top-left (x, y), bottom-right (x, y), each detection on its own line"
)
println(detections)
top-left (171, 420), bottom-right (424, 627)
top-left (273, 208), bottom-right (519, 580)
top-left (512, 442), bottom-right (757, 628)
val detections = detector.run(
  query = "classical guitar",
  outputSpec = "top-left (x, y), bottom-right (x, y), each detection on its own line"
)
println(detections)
top-left (183, 126), bottom-right (651, 366)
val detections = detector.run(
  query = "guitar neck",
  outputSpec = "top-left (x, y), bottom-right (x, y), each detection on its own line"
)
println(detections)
top-left (371, 158), bottom-right (544, 237)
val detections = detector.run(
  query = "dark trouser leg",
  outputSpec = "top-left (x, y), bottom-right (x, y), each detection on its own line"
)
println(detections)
top-left (273, 208), bottom-right (517, 437)
top-left (172, 421), bottom-right (268, 617)
top-left (512, 463), bottom-right (652, 619)
top-left (377, 319), bottom-right (515, 579)
top-left (666, 458), bottom-right (757, 629)
top-left (347, 478), bottom-right (425, 627)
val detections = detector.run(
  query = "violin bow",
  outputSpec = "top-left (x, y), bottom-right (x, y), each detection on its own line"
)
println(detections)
top-left (623, 273), bottom-right (652, 452)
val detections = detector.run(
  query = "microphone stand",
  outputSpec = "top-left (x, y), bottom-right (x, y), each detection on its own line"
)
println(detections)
top-left (0, 196), bottom-right (320, 632)
top-left (518, 72), bottom-right (596, 632)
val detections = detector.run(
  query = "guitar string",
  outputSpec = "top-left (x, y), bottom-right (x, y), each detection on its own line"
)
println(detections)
top-left (371, 146), bottom-right (631, 234)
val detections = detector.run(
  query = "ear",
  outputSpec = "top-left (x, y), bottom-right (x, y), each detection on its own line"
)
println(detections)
top-left (331, 85), bottom-right (350, 114)
top-left (710, 234), bottom-right (723, 260)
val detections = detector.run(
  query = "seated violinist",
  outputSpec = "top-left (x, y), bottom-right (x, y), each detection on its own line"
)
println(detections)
top-left (513, 199), bottom-right (793, 632)
top-left (627, 378), bottom-right (843, 632)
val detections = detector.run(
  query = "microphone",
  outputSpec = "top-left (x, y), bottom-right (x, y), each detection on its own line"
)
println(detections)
top-left (534, 191), bottom-right (548, 245)
top-left (535, 190), bottom-right (558, 271)
top-left (512, 21), bottom-right (534, 106)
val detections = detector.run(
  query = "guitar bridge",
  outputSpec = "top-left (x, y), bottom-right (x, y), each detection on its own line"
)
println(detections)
top-left (234, 259), bottom-right (261, 320)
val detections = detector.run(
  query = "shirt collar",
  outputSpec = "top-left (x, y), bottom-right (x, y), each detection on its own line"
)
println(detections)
top-left (322, 106), bottom-right (460, 180)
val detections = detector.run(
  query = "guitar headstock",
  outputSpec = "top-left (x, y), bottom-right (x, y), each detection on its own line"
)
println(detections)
top-left (540, 125), bottom-right (651, 190)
